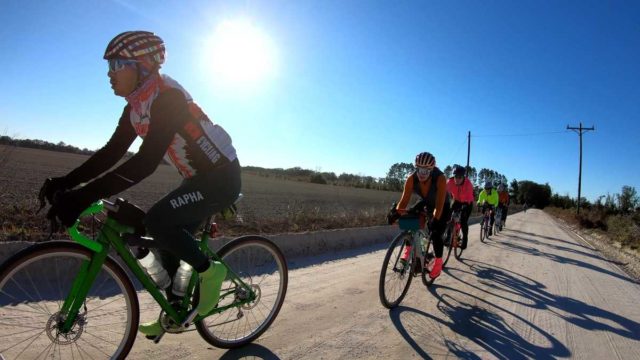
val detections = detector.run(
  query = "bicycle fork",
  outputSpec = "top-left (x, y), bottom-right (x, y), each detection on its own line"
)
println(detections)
top-left (59, 247), bottom-right (110, 333)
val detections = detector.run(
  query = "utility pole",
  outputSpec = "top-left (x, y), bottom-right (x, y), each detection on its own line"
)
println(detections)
top-left (466, 131), bottom-right (471, 173)
top-left (567, 122), bottom-right (595, 214)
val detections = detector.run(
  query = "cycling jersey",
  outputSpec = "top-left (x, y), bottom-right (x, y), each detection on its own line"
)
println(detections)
top-left (498, 191), bottom-right (509, 206)
top-left (64, 74), bottom-right (237, 199)
top-left (446, 177), bottom-right (474, 203)
top-left (477, 189), bottom-right (499, 208)
top-left (397, 168), bottom-right (449, 221)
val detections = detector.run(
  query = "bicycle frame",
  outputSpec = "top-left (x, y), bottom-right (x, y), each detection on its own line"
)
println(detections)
top-left (59, 200), bottom-right (256, 333)
top-left (408, 229), bottom-right (430, 266)
top-left (396, 215), bottom-right (430, 271)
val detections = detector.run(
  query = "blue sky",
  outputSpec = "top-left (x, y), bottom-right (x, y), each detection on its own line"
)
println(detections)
top-left (1, 1), bottom-right (638, 201)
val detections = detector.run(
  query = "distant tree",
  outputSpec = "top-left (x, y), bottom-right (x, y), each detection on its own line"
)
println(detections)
top-left (309, 173), bottom-right (327, 184)
top-left (385, 162), bottom-right (414, 191)
top-left (518, 180), bottom-right (552, 209)
top-left (322, 172), bottom-right (338, 183)
top-left (617, 186), bottom-right (639, 213)
top-left (443, 165), bottom-right (453, 179)
top-left (467, 166), bottom-right (477, 187)
top-left (510, 179), bottom-right (519, 203)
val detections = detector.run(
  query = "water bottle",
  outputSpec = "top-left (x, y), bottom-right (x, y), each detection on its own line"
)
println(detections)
top-left (137, 249), bottom-right (171, 289)
top-left (172, 260), bottom-right (193, 297)
top-left (420, 235), bottom-right (427, 255)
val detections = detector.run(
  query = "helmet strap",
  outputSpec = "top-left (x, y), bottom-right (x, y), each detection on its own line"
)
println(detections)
top-left (134, 63), bottom-right (160, 88)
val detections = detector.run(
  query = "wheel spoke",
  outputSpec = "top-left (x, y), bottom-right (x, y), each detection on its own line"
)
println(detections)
top-left (0, 245), bottom-right (137, 359)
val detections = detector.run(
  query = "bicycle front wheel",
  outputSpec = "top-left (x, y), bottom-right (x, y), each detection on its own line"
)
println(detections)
top-left (379, 231), bottom-right (414, 308)
top-left (441, 223), bottom-right (453, 266)
top-left (196, 235), bottom-right (288, 349)
top-left (0, 241), bottom-right (139, 360)
top-left (480, 221), bottom-right (486, 243)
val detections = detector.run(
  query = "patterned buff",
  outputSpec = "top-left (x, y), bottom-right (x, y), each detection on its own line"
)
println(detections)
top-left (125, 73), bottom-right (161, 115)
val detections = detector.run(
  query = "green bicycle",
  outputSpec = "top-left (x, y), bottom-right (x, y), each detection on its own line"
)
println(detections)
top-left (0, 197), bottom-right (288, 359)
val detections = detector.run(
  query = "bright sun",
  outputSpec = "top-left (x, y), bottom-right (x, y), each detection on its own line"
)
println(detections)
top-left (206, 20), bottom-right (277, 86)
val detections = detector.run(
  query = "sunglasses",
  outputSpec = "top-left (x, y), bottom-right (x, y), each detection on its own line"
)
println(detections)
top-left (108, 59), bottom-right (138, 72)
top-left (416, 167), bottom-right (432, 176)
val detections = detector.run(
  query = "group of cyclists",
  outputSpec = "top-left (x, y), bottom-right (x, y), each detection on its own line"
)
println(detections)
top-left (387, 151), bottom-right (511, 281)
top-left (37, 29), bottom-right (512, 341)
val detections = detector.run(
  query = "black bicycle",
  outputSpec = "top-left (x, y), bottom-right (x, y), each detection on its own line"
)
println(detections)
top-left (379, 214), bottom-right (437, 308)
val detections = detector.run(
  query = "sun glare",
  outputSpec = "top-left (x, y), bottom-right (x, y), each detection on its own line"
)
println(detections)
top-left (206, 19), bottom-right (277, 87)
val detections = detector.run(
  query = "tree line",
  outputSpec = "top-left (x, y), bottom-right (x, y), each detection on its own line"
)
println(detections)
top-left (0, 136), bottom-right (96, 155)
top-left (7, 136), bottom-right (631, 212)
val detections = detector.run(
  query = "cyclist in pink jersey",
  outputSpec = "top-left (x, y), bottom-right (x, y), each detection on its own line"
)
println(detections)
top-left (446, 165), bottom-right (474, 249)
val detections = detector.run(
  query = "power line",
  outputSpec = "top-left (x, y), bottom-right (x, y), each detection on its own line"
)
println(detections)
top-left (472, 130), bottom-right (569, 138)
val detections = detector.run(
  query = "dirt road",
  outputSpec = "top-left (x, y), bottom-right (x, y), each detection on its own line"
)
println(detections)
top-left (128, 209), bottom-right (640, 359)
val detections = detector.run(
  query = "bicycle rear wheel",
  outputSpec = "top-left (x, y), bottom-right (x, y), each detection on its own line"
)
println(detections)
top-left (196, 235), bottom-right (287, 348)
top-left (0, 241), bottom-right (139, 360)
top-left (379, 231), bottom-right (414, 308)
top-left (454, 233), bottom-right (464, 260)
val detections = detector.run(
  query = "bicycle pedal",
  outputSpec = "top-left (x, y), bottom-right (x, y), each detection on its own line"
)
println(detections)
top-left (152, 331), bottom-right (166, 344)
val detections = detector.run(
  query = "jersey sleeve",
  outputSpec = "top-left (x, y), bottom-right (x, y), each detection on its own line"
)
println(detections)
top-left (433, 174), bottom-right (447, 220)
top-left (397, 176), bottom-right (414, 212)
top-left (65, 106), bottom-right (136, 187)
top-left (78, 89), bottom-right (187, 199)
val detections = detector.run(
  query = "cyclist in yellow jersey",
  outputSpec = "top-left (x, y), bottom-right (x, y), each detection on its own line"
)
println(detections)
top-left (477, 181), bottom-right (499, 235)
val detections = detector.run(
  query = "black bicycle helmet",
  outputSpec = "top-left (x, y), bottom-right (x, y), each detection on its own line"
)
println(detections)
top-left (453, 165), bottom-right (466, 177)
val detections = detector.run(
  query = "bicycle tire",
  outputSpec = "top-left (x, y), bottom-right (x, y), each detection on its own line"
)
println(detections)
top-left (441, 222), bottom-right (453, 266)
top-left (421, 236), bottom-right (436, 287)
top-left (196, 235), bottom-right (288, 348)
top-left (453, 232), bottom-right (464, 260)
top-left (379, 231), bottom-right (414, 308)
top-left (0, 241), bottom-right (139, 360)
top-left (480, 220), bottom-right (486, 243)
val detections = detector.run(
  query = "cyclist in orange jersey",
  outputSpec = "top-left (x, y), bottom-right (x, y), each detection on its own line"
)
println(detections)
top-left (497, 183), bottom-right (510, 227)
top-left (388, 152), bottom-right (451, 280)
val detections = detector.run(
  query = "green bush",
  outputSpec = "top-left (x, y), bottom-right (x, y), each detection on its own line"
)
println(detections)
top-left (607, 215), bottom-right (640, 249)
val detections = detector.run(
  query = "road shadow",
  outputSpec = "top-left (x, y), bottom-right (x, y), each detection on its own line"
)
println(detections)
top-left (505, 228), bottom-right (592, 250)
top-left (482, 233), bottom-right (637, 285)
top-left (286, 241), bottom-right (387, 270)
top-left (219, 343), bottom-right (281, 360)
top-left (388, 288), bottom-right (570, 359)
top-left (447, 259), bottom-right (640, 341)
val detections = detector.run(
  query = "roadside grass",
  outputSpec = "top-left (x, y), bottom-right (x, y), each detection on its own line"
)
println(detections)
top-left (545, 207), bottom-right (640, 250)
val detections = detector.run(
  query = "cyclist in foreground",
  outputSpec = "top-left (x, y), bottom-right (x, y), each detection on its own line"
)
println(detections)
top-left (389, 152), bottom-right (451, 280)
top-left (477, 181), bottom-right (499, 235)
top-left (446, 165), bottom-right (474, 249)
top-left (39, 31), bottom-right (239, 337)
top-left (497, 183), bottom-right (510, 227)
